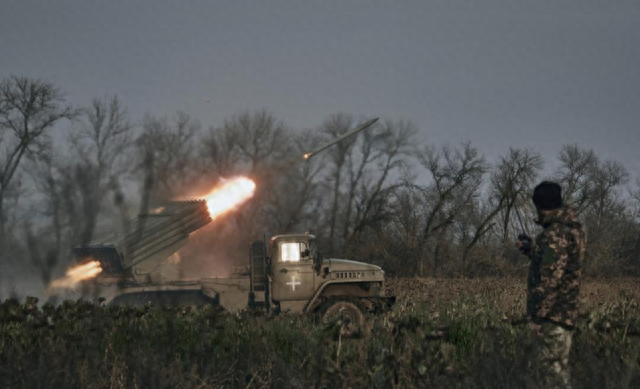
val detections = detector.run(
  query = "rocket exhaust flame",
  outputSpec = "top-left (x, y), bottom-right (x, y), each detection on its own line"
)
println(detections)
top-left (203, 177), bottom-right (256, 219)
top-left (48, 260), bottom-right (103, 291)
top-left (49, 177), bottom-right (254, 293)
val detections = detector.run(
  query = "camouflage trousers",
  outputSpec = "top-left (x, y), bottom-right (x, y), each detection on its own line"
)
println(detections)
top-left (527, 322), bottom-right (573, 389)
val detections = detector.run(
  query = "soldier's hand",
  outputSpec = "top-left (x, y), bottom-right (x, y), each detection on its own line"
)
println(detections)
top-left (516, 234), bottom-right (532, 254)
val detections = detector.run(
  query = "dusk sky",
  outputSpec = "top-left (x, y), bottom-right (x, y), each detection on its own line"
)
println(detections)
top-left (2, 0), bottom-right (639, 180)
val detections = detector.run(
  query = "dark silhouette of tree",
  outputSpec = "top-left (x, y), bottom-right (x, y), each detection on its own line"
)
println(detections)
top-left (0, 75), bottom-right (76, 245)
top-left (414, 143), bottom-right (487, 275)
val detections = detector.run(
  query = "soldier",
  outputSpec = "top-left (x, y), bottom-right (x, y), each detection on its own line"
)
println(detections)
top-left (517, 181), bottom-right (586, 389)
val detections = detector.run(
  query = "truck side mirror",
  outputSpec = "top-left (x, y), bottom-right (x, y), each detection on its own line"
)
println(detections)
top-left (301, 249), bottom-right (311, 258)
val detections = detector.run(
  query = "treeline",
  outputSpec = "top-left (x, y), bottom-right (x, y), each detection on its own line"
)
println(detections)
top-left (1, 76), bottom-right (639, 293)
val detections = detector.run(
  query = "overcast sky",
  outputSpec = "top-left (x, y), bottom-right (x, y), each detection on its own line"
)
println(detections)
top-left (1, 0), bottom-right (639, 181)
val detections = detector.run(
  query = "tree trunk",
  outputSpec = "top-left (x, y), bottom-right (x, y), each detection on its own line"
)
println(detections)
top-left (417, 252), bottom-right (424, 277)
top-left (434, 227), bottom-right (448, 272)
top-left (328, 167), bottom-right (342, 255)
top-left (0, 190), bottom-right (5, 250)
top-left (503, 205), bottom-right (512, 247)
top-left (463, 201), bottom-right (505, 262)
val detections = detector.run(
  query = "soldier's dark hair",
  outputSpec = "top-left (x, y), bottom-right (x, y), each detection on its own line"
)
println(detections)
top-left (532, 181), bottom-right (563, 210)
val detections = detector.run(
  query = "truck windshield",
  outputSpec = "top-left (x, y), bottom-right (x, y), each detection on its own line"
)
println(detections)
top-left (280, 242), bottom-right (310, 262)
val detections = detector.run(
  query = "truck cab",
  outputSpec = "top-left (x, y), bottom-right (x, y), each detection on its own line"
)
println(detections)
top-left (259, 234), bottom-right (393, 314)
top-left (270, 234), bottom-right (319, 303)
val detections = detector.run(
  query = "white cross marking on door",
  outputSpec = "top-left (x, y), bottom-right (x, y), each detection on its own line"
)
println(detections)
top-left (286, 276), bottom-right (301, 291)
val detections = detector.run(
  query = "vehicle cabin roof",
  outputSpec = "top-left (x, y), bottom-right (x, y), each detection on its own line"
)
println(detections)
top-left (270, 234), bottom-right (316, 244)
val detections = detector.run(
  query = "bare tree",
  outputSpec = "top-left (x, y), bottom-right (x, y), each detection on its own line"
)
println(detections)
top-left (24, 222), bottom-right (58, 287)
top-left (555, 144), bottom-right (599, 214)
top-left (343, 119), bottom-right (417, 249)
top-left (201, 110), bottom-right (293, 225)
top-left (341, 120), bottom-right (381, 242)
top-left (490, 148), bottom-right (543, 247)
top-left (555, 145), bottom-right (630, 229)
top-left (413, 142), bottom-right (487, 275)
top-left (201, 124), bottom-right (242, 178)
top-left (461, 196), bottom-right (504, 263)
top-left (632, 179), bottom-right (640, 274)
top-left (0, 76), bottom-right (75, 240)
top-left (21, 97), bottom-right (132, 289)
top-left (319, 113), bottom-right (357, 255)
top-left (226, 110), bottom-right (290, 175)
top-left (581, 158), bottom-right (630, 272)
top-left (589, 159), bottom-right (629, 230)
top-left (28, 151), bottom-right (65, 256)
top-left (66, 95), bottom-right (132, 244)
top-left (383, 186), bottom-right (424, 275)
top-left (135, 111), bottom-right (200, 202)
top-left (632, 179), bottom-right (640, 221)
top-left (265, 129), bottom-right (326, 233)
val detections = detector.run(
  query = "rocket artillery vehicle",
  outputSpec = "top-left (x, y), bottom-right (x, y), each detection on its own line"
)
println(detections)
top-left (72, 117), bottom-right (394, 330)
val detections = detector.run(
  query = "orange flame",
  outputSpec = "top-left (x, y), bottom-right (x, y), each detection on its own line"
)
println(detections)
top-left (203, 177), bottom-right (256, 219)
top-left (48, 260), bottom-right (103, 290)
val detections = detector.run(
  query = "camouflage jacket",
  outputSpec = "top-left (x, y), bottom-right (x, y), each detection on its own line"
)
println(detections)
top-left (527, 206), bottom-right (586, 329)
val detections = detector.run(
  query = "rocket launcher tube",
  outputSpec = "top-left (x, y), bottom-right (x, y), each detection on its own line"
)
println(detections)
top-left (182, 216), bottom-right (212, 234)
top-left (127, 218), bottom-right (186, 249)
top-left (127, 227), bottom-right (188, 262)
top-left (129, 232), bottom-right (188, 267)
top-left (126, 207), bottom-right (210, 267)
top-left (73, 200), bottom-right (212, 283)
top-left (126, 213), bottom-right (202, 256)
top-left (126, 203), bottom-right (210, 250)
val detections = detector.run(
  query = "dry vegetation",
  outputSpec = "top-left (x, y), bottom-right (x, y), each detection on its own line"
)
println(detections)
top-left (389, 277), bottom-right (640, 316)
top-left (2, 277), bottom-right (640, 389)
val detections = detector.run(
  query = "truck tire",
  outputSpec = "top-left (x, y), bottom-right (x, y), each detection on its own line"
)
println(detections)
top-left (320, 298), bottom-right (366, 338)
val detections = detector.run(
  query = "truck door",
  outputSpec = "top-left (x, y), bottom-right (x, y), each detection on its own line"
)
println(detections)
top-left (272, 241), bottom-right (315, 301)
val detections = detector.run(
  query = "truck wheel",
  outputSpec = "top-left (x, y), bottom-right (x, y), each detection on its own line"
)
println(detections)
top-left (320, 299), bottom-right (366, 338)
